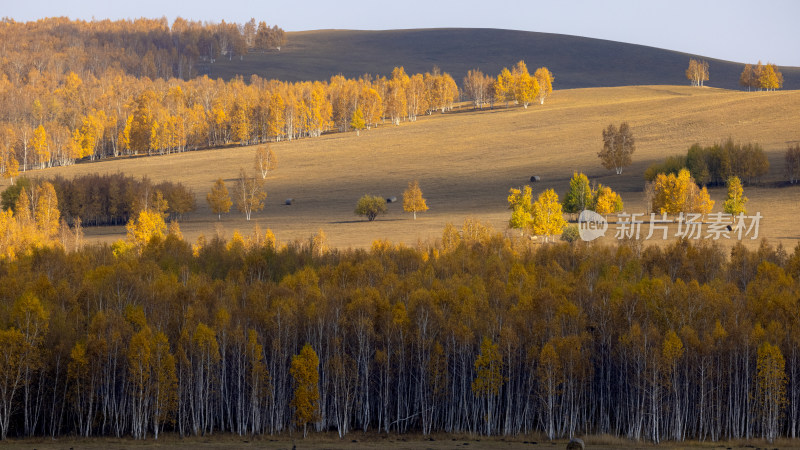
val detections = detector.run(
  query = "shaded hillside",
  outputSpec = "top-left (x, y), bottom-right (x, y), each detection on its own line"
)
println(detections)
top-left (210, 28), bottom-right (800, 90)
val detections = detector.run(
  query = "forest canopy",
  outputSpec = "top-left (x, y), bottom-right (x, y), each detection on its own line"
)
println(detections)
top-left (0, 216), bottom-right (800, 443)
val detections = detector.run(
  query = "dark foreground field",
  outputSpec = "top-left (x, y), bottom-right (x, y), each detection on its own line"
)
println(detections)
top-left (2, 433), bottom-right (799, 449)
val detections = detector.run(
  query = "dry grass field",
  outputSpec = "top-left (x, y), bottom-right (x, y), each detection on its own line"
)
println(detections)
top-left (11, 85), bottom-right (800, 251)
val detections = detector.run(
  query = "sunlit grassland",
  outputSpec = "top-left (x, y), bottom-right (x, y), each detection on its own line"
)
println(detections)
top-left (15, 85), bottom-right (800, 250)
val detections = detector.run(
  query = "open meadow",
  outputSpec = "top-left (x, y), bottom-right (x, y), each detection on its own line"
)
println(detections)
top-left (11, 85), bottom-right (798, 251)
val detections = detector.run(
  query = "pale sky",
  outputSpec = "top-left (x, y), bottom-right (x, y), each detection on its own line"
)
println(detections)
top-left (6, 0), bottom-right (800, 66)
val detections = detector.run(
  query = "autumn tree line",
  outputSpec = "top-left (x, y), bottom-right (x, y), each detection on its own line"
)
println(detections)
top-left (0, 17), bottom-right (286, 82)
top-left (644, 139), bottom-right (773, 186)
top-left (3, 211), bottom-right (800, 443)
top-left (0, 17), bottom-right (554, 179)
top-left (0, 54), bottom-right (552, 180)
top-left (2, 174), bottom-right (196, 226)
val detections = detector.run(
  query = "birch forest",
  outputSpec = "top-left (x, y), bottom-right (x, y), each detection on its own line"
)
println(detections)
top-left (1, 214), bottom-right (800, 443)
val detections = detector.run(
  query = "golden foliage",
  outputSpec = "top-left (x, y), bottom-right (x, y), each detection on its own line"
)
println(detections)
top-left (471, 336), bottom-right (504, 397)
top-left (723, 176), bottom-right (747, 215)
top-left (126, 209), bottom-right (167, 250)
top-left (290, 343), bottom-right (320, 437)
top-left (402, 180), bottom-right (428, 220)
top-left (531, 189), bottom-right (567, 240)
top-left (649, 169), bottom-right (714, 215)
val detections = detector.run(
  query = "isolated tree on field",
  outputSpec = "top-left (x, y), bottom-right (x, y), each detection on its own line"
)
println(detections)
top-left (534, 67), bottom-right (554, 104)
top-left (785, 144), bottom-right (800, 183)
top-left (685, 59), bottom-right (709, 87)
top-left (355, 195), bottom-right (387, 221)
top-left (254, 145), bottom-right (277, 179)
top-left (290, 343), bottom-right (320, 438)
top-left (507, 185), bottom-right (533, 234)
top-left (723, 176), bottom-right (747, 215)
top-left (402, 180), bottom-right (428, 220)
top-left (233, 169), bottom-right (267, 221)
top-left (471, 336), bottom-right (504, 436)
top-left (206, 178), bottom-right (232, 220)
top-left (598, 122), bottom-right (635, 175)
top-left (531, 188), bottom-right (567, 242)
top-left (350, 108), bottom-right (366, 136)
top-left (563, 172), bottom-right (593, 214)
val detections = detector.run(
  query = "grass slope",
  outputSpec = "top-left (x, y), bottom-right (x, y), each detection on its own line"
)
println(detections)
top-left (209, 29), bottom-right (800, 90)
top-left (24, 85), bottom-right (800, 250)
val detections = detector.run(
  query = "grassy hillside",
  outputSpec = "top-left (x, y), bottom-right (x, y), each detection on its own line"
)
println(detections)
top-left (208, 29), bottom-right (800, 90)
top-left (21, 85), bottom-right (800, 250)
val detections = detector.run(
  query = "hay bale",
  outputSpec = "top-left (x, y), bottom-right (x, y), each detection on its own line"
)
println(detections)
top-left (284, 199), bottom-right (293, 205)
top-left (530, 175), bottom-right (541, 182)
top-left (566, 437), bottom-right (585, 450)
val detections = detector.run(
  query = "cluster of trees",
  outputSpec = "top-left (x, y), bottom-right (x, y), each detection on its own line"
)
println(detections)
top-left (2, 174), bottom-right (195, 226)
top-left (206, 146), bottom-right (279, 221)
top-left (563, 172), bottom-right (624, 216)
top-left (0, 180), bottom-right (82, 259)
top-left (2, 217), bottom-right (800, 443)
top-left (645, 139), bottom-right (770, 186)
top-left (686, 59), bottom-right (709, 87)
top-left (740, 62), bottom-right (784, 91)
top-left (598, 122), bottom-right (635, 175)
top-left (0, 17), bottom-right (285, 82)
top-left (490, 61), bottom-right (554, 109)
top-left (507, 187), bottom-right (567, 241)
top-left (646, 169), bottom-right (714, 215)
top-left (354, 180), bottom-right (429, 222)
top-left (207, 171), bottom-right (266, 222)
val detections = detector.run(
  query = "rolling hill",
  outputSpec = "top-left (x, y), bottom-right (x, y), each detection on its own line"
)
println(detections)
top-left (28, 86), bottom-right (800, 250)
top-left (208, 28), bottom-right (800, 90)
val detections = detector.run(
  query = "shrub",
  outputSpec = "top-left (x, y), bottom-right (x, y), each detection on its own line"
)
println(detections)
top-left (561, 225), bottom-right (580, 243)
top-left (355, 195), bottom-right (387, 221)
